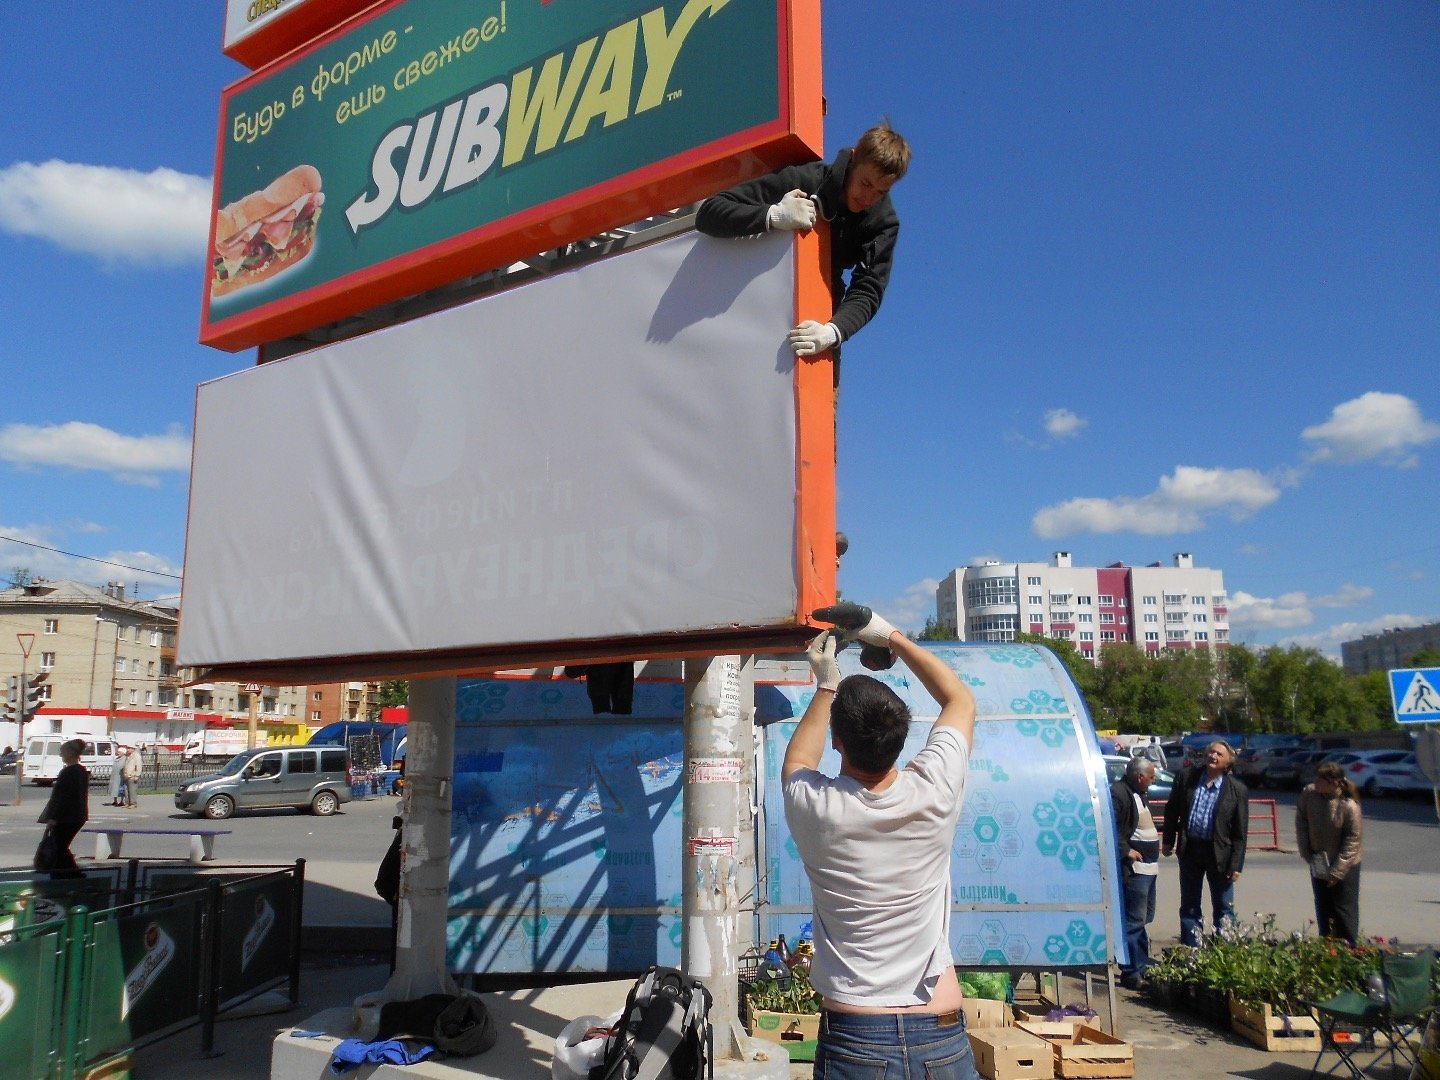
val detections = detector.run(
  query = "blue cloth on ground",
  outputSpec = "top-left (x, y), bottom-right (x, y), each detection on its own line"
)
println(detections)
top-left (329, 1037), bottom-right (437, 1073)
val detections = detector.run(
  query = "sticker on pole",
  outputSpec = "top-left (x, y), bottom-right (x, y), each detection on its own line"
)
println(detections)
top-left (688, 758), bottom-right (743, 784)
top-left (1390, 668), bottom-right (1440, 724)
top-left (686, 836), bottom-right (736, 857)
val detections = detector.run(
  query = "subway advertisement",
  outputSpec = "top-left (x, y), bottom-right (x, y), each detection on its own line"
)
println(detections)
top-left (202, 0), bottom-right (822, 350)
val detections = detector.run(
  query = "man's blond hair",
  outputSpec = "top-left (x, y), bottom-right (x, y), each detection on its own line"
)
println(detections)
top-left (853, 120), bottom-right (911, 181)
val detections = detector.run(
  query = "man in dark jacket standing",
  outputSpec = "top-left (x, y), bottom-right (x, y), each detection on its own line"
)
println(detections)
top-left (1111, 757), bottom-right (1160, 987)
top-left (1162, 741), bottom-right (1248, 945)
top-left (37, 738), bottom-right (90, 879)
top-left (695, 122), bottom-right (909, 384)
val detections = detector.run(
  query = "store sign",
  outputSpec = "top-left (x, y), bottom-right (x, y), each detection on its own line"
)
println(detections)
top-left (223, 0), bottom-right (379, 68)
top-left (202, 0), bottom-right (821, 349)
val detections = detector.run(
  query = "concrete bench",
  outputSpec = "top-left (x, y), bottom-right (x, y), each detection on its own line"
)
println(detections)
top-left (82, 826), bottom-right (232, 865)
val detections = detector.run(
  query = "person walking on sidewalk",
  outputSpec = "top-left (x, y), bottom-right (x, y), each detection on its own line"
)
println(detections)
top-left (783, 604), bottom-right (979, 1079)
top-left (1162, 740), bottom-right (1248, 945)
top-left (1296, 761), bottom-right (1363, 945)
top-left (37, 739), bottom-right (90, 879)
top-left (122, 745), bottom-right (142, 808)
top-left (108, 746), bottom-right (126, 806)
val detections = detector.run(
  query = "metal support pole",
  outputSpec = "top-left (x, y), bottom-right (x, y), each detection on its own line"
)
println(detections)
top-left (353, 675), bottom-right (459, 1033)
top-left (682, 655), bottom-right (753, 1062)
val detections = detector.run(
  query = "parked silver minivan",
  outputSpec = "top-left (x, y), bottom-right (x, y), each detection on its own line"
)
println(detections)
top-left (174, 745), bottom-right (352, 819)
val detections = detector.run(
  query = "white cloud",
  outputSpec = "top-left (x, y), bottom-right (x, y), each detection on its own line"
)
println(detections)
top-left (1228, 583), bottom-right (1379, 637)
top-left (1031, 465), bottom-right (1283, 538)
top-left (1281, 613), bottom-right (1432, 659)
top-left (1301, 392), bottom-right (1440, 468)
top-left (1312, 583), bottom-right (1373, 609)
top-left (1043, 408), bottom-right (1088, 440)
top-left (1227, 590), bottom-right (1315, 631)
top-left (0, 160), bottom-right (210, 267)
top-left (0, 421), bottom-right (191, 483)
top-left (864, 577), bottom-right (941, 634)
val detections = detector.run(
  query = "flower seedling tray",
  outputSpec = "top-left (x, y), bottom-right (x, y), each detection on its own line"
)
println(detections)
top-left (1228, 997), bottom-right (1322, 1053)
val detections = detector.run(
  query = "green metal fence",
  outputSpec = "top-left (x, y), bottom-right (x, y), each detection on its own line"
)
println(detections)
top-left (0, 860), bottom-right (304, 1079)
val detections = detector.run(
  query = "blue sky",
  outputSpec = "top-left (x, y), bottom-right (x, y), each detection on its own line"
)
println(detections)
top-left (0, 3), bottom-right (1436, 660)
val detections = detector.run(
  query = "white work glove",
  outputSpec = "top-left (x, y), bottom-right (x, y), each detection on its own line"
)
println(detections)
top-left (766, 189), bottom-right (816, 232)
top-left (806, 630), bottom-right (843, 692)
top-left (788, 320), bottom-right (840, 357)
top-left (812, 603), bottom-right (901, 649)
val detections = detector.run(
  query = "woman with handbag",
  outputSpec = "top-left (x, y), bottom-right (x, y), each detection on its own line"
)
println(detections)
top-left (37, 739), bottom-right (89, 879)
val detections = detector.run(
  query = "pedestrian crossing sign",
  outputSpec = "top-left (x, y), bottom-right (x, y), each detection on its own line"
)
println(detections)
top-left (1389, 668), bottom-right (1440, 724)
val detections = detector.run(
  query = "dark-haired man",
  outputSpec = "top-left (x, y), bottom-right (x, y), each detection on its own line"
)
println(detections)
top-left (696, 121), bottom-right (910, 383)
top-left (783, 610), bottom-right (978, 1079)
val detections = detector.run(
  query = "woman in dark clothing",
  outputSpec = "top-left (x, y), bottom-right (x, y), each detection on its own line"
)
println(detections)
top-left (38, 739), bottom-right (89, 878)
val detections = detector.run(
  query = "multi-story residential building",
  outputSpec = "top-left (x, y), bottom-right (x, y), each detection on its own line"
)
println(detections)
top-left (937, 552), bottom-right (1229, 662)
top-left (0, 578), bottom-right (309, 748)
top-left (1341, 622), bottom-right (1440, 675)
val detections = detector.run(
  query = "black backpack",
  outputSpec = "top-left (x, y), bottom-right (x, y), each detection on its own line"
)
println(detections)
top-left (591, 966), bottom-right (713, 1080)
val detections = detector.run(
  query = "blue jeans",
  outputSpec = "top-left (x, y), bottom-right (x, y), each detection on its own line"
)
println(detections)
top-left (1178, 841), bottom-right (1236, 946)
top-left (815, 1011), bottom-right (979, 1079)
top-left (1121, 869), bottom-right (1156, 979)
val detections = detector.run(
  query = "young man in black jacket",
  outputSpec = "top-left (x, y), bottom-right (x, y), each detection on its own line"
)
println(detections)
top-left (695, 122), bottom-right (909, 384)
top-left (1162, 741), bottom-right (1248, 945)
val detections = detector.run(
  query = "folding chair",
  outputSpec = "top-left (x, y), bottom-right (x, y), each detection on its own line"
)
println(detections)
top-left (1309, 947), bottom-right (1436, 1079)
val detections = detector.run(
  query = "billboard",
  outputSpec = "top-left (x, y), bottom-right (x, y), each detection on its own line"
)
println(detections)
top-left (180, 227), bottom-right (835, 682)
top-left (223, 0), bottom-right (382, 69)
top-left (202, 0), bottom-right (824, 350)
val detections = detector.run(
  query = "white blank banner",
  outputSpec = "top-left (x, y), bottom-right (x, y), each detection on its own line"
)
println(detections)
top-left (180, 229), bottom-right (802, 669)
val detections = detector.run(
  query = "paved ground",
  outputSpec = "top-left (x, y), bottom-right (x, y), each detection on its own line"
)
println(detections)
top-left (1, 782), bottom-right (1433, 1077)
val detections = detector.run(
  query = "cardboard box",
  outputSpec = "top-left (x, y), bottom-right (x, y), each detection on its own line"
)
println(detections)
top-left (964, 996), bottom-right (1013, 1030)
top-left (968, 1027), bottom-right (1055, 1080)
top-left (749, 1010), bottom-right (820, 1045)
top-left (1021, 1025), bottom-right (1134, 1079)
top-left (1228, 998), bottom-right (1323, 1053)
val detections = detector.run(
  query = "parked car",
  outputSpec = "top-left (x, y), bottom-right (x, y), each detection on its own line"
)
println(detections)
top-left (1388, 753), bottom-right (1436, 796)
top-left (1104, 755), bottom-right (1175, 807)
top-left (1159, 742), bottom-right (1187, 772)
top-left (1325, 749), bottom-right (1428, 798)
top-left (1235, 746), bottom-right (1306, 788)
top-left (0, 749), bottom-right (18, 775)
top-left (1264, 750), bottom-right (1327, 789)
top-left (174, 745), bottom-right (352, 819)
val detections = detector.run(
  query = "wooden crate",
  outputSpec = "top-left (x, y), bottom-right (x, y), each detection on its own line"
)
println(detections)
top-left (968, 1027), bottom-right (1055, 1080)
top-left (1022, 1024), bottom-right (1135, 1079)
top-left (963, 996), bottom-right (1012, 1030)
top-left (749, 1010), bottom-right (819, 1045)
top-left (1228, 998), bottom-right (1323, 1053)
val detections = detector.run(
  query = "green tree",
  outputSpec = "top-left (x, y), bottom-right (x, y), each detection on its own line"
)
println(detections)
top-left (916, 615), bottom-right (954, 641)
top-left (376, 681), bottom-right (410, 708)
top-left (1403, 647), bottom-right (1440, 669)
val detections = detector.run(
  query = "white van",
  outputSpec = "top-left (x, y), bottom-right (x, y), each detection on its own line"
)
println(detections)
top-left (22, 733), bottom-right (115, 785)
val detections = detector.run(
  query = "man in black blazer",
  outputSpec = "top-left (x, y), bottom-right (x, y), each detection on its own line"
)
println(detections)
top-left (1161, 741), bottom-right (1248, 945)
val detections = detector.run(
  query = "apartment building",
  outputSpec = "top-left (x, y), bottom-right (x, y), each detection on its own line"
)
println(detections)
top-left (937, 552), bottom-right (1230, 662)
top-left (0, 578), bottom-right (310, 746)
top-left (1341, 622), bottom-right (1440, 675)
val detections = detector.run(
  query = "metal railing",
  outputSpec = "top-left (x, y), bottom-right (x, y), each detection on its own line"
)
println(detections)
top-left (1147, 798), bottom-right (1282, 852)
top-left (0, 859), bottom-right (304, 1079)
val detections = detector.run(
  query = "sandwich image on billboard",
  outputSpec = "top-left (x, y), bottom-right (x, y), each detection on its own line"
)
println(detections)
top-left (212, 164), bottom-right (324, 299)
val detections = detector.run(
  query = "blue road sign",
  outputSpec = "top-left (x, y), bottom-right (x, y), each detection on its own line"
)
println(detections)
top-left (1389, 668), bottom-right (1440, 724)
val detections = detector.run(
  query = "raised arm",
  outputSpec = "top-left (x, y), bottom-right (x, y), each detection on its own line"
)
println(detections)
top-left (782, 631), bottom-right (841, 781)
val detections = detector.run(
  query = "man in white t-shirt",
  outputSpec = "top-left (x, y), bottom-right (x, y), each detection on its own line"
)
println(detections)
top-left (782, 605), bottom-right (978, 1079)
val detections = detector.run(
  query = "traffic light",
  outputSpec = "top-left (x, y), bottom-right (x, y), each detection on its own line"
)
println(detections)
top-left (2, 676), bottom-right (17, 726)
top-left (24, 672), bottom-right (48, 713)
top-left (4, 675), bottom-right (15, 703)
